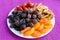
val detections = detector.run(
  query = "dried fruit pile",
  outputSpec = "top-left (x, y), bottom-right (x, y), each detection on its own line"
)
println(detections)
top-left (8, 2), bottom-right (54, 38)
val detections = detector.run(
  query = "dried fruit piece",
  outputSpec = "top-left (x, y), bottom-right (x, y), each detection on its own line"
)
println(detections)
top-left (23, 28), bottom-right (34, 36)
top-left (21, 6), bottom-right (27, 10)
top-left (15, 24), bottom-right (26, 31)
top-left (44, 24), bottom-right (52, 29)
top-left (27, 13), bottom-right (31, 18)
top-left (32, 19), bottom-right (38, 24)
top-left (19, 19), bottom-right (26, 24)
top-left (40, 18), bottom-right (48, 23)
top-left (29, 22), bottom-right (34, 27)
top-left (15, 20), bottom-right (20, 26)
top-left (31, 30), bottom-right (41, 37)
top-left (21, 27), bottom-right (31, 33)
top-left (39, 28), bottom-right (48, 34)
top-left (26, 18), bottom-right (30, 22)
top-left (39, 18), bottom-right (51, 25)
top-left (36, 24), bottom-right (44, 31)
top-left (33, 22), bottom-right (40, 29)
top-left (26, 2), bottom-right (33, 8)
top-left (15, 6), bottom-right (23, 10)
top-left (32, 14), bottom-right (37, 18)
top-left (21, 13), bottom-right (26, 18)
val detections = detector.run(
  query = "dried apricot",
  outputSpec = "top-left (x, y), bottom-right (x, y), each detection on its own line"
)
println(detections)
top-left (36, 24), bottom-right (44, 31)
top-left (33, 22), bottom-right (40, 29)
top-left (44, 24), bottom-right (52, 29)
top-left (21, 27), bottom-right (31, 34)
top-left (39, 18), bottom-right (50, 24)
top-left (31, 30), bottom-right (41, 37)
top-left (39, 18), bottom-right (52, 30)
top-left (23, 28), bottom-right (34, 36)
top-left (39, 28), bottom-right (48, 34)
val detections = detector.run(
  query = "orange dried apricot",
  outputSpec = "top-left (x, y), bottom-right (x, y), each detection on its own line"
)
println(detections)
top-left (44, 24), bottom-right (52, 29)
top-left (31, 30), bottom-right (41, 37)
top-left (21, 27), bottom-right (31, 34)
top-left (39, 28), bottom-right (48, 34)
top-left (23, 28), bottom-right (34, 36)
top-left (39, 18), bottom-right (52, 30)
top-left (39, 18), bottom-right (50, 24)
top-left (33, 22), bottom-right (40, 29)
top-left (36, 24), bottom-right (44, 31)
top-left (44, 21), bottom-right (51, 25)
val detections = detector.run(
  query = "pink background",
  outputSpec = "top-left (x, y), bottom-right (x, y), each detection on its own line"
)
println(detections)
top-left (0, 0), bottom-right (60, 40)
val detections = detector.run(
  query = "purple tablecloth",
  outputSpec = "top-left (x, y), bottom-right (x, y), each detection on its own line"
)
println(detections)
top-left (0, 0), bottom-right (60, 40)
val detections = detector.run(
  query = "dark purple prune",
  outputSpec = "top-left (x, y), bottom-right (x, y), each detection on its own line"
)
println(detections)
top-left (26, 18), bottom-right (30, 22)
top-left (8, 15), bottom-right (14, 22)
top-left (26, 23), bottom-right (29, 27)
top-left (14, 16), bottom-right (20, 21)
top-left (29, 22), bottom-right (34, 27)
top-left (32, 14), bottom-right (37, 18)
top-left (20, 19), bottom-right (23, 24)
top-left (13, 24), bottom-right (22, 31)
top-left (21, 13), bottom-right (26, 18)
top-left (12, 11), bottom-right (18, 16)
top-left (28, 22), bottom-right (34, 27)
top-left (15, 20), bottom-right (20, 26)
top-left (20, 19), bottom-right (26, 24)
top-left (17, 16), bottom-right (20, 20)
top-left (9, 19), bottom-right (14, 23)
top-left (32, 19), bottom-right (38, 24)
top-left (21, 24), bottom-right (26, 28)
top-left (19, 24), bottom-right (26, 31)
top-left (37, 18), bottom-right (40, 22)
top-left (22, 19), bottom-right (26, 24)
top-left (17, 10), bottom-right (22, 15)
top-left (32, 11), bottom-right (38, 15)
top-left (27, 14), bottom-right (31, 18)
top-left (14, 27), bottom-right (21, 31)
top-left (10, 25), bottom-right (14, 28)
top-left (27, 8), bottom-right (32, 14)
top-left (8, 15), bottom-right (14, 19)
top-left (10, 23), bottom-right (15, 28)
top-left (26, 22), bottom-right (30, 27)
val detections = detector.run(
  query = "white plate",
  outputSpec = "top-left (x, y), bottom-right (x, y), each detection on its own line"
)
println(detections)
top-left (7, 8), bottom-right (55, 39)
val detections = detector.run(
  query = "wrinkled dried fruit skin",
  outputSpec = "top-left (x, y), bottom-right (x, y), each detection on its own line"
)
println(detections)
top-left (23, 28), bottom-right (34, 36)
top-left (21, 27), bottom-right (31, 33)
top-left (39, 29), bottom-right (48, 34)
top-left (31, 30), bottom-right (41, 37)
top-left (33, 22), bottom-right (40, 29)
top-left (36, 24), bottom-right (44, 31)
